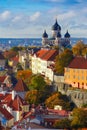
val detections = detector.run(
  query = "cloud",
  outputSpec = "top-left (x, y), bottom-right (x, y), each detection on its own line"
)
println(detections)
top-left (58, 11), bottom-right (76, 21)
top-left (0, 11), bottom-right (11, 21)
top-left (29, 12), bottom-right (41, 22)
top-left (12, 16), bottom-right (22, 23)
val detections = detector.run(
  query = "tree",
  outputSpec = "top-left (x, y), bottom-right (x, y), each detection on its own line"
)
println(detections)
top-left (16, 70), bottom-right (32, 81)
top-left (72, 40), bottom-right (86, 56)
top-left (71, 108), bottom-right (87, 128)
top-left (16, 63), bottom-right (23, 71)
top-left (45, 92), bottom-right (71, 110)
top-left (55, 49), bottom-right (73, 74)
top-left (29, 74), bottom-right (46, 91)
top-left (25, 90), bottom-right (39, 104)
top-left (53, 118), bottom-right (71, 129)
top-left (11, 46), bottom-right (26, 52)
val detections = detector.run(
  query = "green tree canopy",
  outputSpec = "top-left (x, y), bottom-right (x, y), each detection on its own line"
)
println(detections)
top-left (55, 49), bottom-right (73, 75)
top-left (29, 74), bottom-right (46, 91)
top-left (11, 46), bottom-right (26, 52)
top-left (71, 108), bottom-right (87, 128)
top-left (53, 118), bottom-right (71, 129)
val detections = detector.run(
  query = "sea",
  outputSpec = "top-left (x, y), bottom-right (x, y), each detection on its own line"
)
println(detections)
top-left (0, 37), bottom-right (87, 50)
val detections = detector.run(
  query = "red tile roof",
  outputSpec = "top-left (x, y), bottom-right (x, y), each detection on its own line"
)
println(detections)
top-left (11, 95), bottom-right (23, 111)
top-left (1, 94), bottom-right (12, 103)
top-left (35, 49), bottom-right (58, 61)
top-left (10, 56), bottom-right (19, 62)
top-left (36, 49), bottom-right (48, 58)
top-left (68, 56), bottom-right (87, 69)
top-left (47, 108), bottom-right (69, 116)
top-left (11, 95), bottom-right (28, 111)
top-left (0, 94), bottom-right (4, 97)
top-left (0, 106), bottom-right (14, 120)
top-left (0, 76), bottom-right (6, 83)
top-left (14, 79), bottom-right (28, 92)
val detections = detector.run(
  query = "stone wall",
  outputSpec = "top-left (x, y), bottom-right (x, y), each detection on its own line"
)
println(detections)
top-left (66, 89), bottom-right (87, 108)
top-left (53, 74), bottom-right (87, 108)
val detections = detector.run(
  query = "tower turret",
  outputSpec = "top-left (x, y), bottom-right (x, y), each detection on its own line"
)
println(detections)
top-left (52, 19), bottom-right (61, 37)
top-left (42, 30), bottom-right (48, 46)
top-left (64, 30), bottom-right (71, 44)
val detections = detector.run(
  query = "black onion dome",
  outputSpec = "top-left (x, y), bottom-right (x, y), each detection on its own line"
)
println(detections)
top-left (64, 30), bottom-right (70, 38)
top-left (52, 19), bottom-right (61, 31)
top-left (42, 30), bottom-right (48, 38)
top-left (57, 32), bottom-right (61, 38)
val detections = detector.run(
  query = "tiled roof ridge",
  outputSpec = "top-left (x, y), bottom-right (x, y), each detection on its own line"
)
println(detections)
top-left (42, 50), bottom-right (58, 61)
top-left (40, 49), bottom-right (51, 59)
top-left (68, 56), bottom-right (87, 69)
top-left (0, 106), bottom-right (13, 120)
top-left (14, 78), bottom-right (28, 92)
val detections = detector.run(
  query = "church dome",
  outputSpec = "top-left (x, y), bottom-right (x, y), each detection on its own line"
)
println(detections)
top-left (52, 19), bottom-right (61, 31)
top-left (42, 30), bottom-right (48, 38)
top-left (57, 32), bottom-right (61, 38)
top-left (64, 30), bottom-right (70, 38)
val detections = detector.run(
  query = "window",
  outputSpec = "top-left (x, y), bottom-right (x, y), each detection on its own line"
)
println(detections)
top-left (73, 75), bottom-right (75, 79)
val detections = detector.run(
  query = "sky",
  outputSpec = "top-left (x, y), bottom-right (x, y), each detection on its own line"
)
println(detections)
top-left (0, 0), bottom-right (87, 38)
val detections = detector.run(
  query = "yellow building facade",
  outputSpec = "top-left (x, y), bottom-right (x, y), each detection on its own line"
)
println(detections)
top-left (64, 57), bottom-right (87, 89)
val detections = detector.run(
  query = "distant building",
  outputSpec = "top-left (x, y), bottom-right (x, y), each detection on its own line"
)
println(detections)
top-left (64, 56), bottom-right (87, 89)
top-left (42, 19), bottom-right (72, 49)
top-left (0, 53), bottom-right (5, 71)
top-left (19, 50), bottom-right (29, 70)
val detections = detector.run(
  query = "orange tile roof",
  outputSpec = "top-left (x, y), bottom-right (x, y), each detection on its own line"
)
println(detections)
top-left (14, 79), bottom-right (28, 92)
top-left (68, 56), bottom-right (87, 69)
top-left (36, 49), bottom-right (48, 58)
top-left (35, 49), bottom-right (58, 61)
top-left (0, 106), bottom-right (14, 120)
top-left (41, 50), bottom-right (58, 61)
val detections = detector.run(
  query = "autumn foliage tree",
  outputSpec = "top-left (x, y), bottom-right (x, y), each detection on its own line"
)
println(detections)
top-left (25, 90), bottom-right (39, 104)
top-left (16, 70), bottom-right (32, 80)
top-left (55, 49), bottom-right (73, 75)
top-left (16, 70), bottom-right (32, 88)
top-left (72, 40), bottom-right (87, 56)
top-left (45, 92), bottom-right (71, 110)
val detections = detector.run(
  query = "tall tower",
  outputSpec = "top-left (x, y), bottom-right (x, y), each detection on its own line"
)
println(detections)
top-left (42, 30), bottom-right (48, 46)
top-left (52, 19), bottom-right (61, 38)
